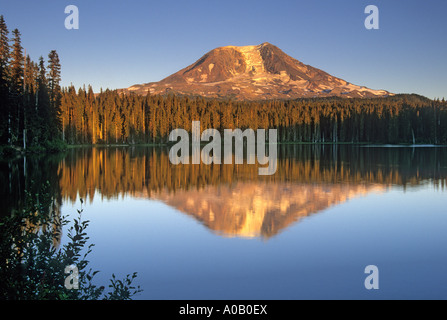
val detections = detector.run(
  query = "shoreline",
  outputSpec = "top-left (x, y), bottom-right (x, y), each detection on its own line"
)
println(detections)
top-left (2, 142), bottom-right (447, 159)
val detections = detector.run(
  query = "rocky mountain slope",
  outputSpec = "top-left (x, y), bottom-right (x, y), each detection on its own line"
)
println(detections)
top-left (125, 42), bottom-right (391, 100)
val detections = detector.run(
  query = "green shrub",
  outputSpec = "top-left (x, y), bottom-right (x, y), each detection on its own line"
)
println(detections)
top-left (0, 182), bottom-right (142, 300)
top-left (43, 139), bottom-right (68, 153)
top-left (1, 145), bottom-right (19, 157)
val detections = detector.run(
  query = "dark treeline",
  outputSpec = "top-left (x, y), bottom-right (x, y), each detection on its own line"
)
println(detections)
top-left (60, 88), bottom-right (447, 145)
top-left (1, 14), bottom-right (447, 151)
top-left (0, 15), bottom-right (62, 153)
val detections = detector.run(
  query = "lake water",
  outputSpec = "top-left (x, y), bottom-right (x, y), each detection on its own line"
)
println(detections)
top-left (2, 145), bottom-right (447, 299)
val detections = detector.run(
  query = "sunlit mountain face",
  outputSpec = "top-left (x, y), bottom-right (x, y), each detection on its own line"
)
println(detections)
top-left (34, 146), bottom-right (444, 240)
top-left (123, 43), bottom-right (391, 100)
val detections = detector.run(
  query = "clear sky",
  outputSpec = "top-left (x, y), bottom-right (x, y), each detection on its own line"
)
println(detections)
top-left (1, 0), bottom-right (446, 99)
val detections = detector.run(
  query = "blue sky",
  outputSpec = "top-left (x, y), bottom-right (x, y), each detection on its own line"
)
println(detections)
top-left (1, 0), bottom-right (446, 99)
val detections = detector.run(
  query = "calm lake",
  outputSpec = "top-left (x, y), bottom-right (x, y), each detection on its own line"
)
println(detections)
top-left (2, 145), bottom-right (447, 299)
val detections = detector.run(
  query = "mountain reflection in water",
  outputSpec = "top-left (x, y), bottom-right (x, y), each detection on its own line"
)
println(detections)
top-left (1, 145), bottom-right (446, 240)
top-left (144, 182), bottom-right (384, 239)
top-left (51, 145), bottom-right (446, 239)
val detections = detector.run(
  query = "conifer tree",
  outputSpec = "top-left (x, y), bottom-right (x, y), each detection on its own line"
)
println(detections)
top-left (37, 56), bottom-right (51, 141)
top-left (0, 15), bottom-right (10, 143)
top-left (47, 50), bottom-right (62, 137)
top-left (9, 28), bottom-right (24, 146)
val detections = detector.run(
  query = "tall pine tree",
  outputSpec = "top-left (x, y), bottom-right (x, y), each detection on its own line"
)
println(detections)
top-left (9, 28), bottom-right (24, 146)
top-left (0, 15), bottom-right (10, 144)
top-left (47, 50), bottom-right (62, 138)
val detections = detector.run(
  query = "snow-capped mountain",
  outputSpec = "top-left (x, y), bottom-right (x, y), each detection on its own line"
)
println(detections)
top-left (125, 42), bottom-right (391, 100)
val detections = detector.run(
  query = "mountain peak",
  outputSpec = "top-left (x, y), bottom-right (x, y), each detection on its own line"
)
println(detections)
top-left (126, 43), bottom-right (391, 100)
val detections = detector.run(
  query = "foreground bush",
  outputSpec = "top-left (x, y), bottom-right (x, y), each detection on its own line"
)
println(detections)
top-left (0, 182), bottom-right (142, 300)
